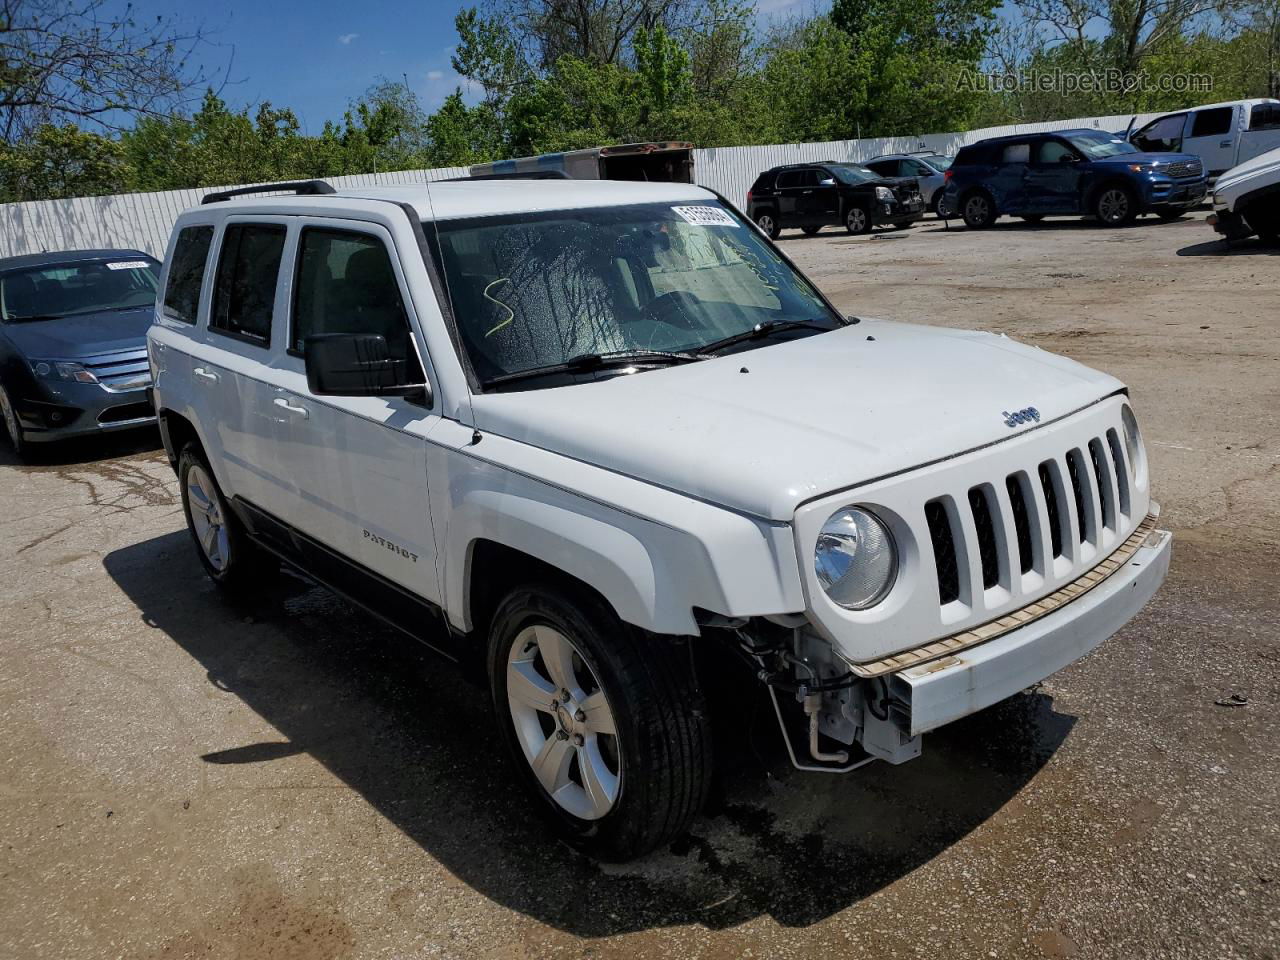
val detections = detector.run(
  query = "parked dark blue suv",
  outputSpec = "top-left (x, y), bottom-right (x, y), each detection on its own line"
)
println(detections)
top-left (941, 129), bottom-right (1208, 228)
top-left (0, 249), bottom-right (161, 458)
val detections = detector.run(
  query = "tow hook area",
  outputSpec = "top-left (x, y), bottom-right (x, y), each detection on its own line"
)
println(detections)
top-left (737, 624), bottom-right (921, 773)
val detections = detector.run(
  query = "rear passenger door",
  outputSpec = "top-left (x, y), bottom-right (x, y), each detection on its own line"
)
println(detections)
top-left (200, 220), bottom-right (292, 515)
top-left (774, 169), bottom-right (805, 222)
top-left (994, 141), bottom-right (1033, 212)
top-left (1024, 138), bottom-right (1084, 213)
top-left (268, 221), bottom-right (440, 600)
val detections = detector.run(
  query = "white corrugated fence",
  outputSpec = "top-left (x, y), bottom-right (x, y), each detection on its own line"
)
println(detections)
top-left (0, 112), bottom-right (1158, 259)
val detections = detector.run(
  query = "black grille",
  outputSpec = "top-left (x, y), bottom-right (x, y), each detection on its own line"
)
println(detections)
top-left (1089, 439), bottom-right (1113, 531)
top-left (1006, 475), bottom-right (1034, 574)
top-left (1166, 160), bottom-right (1201, 178)
top-left (1039, 462), bottom-right (1064, 558)
top-left (97, 401), bottom-right (154, 424)
top-left (1066, 451), bottom-right (1088, 543)
top-left (968, 487), bottom-right (999, 589)
top-left (1107, 428), bottom-right (1131, 515)
top-left (925, 500), bottom-right (960, 604)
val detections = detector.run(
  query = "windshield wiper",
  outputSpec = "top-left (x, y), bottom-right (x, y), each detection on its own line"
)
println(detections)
top-left (484, 349), bottom-right (702, 388)
top-left (696, 318), bottom-right (837, 356)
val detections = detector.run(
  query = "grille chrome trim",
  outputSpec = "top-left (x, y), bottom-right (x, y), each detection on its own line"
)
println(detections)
top-left (844, 512), bottom-right (1159, 678)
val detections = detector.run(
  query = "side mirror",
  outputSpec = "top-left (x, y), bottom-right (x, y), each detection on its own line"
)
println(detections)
top-left (303, 333), bottom-right (430, 402)
top-left (1059, 154), bottom-right (1080, 163)
top-left (819, 178), bottom-right (836, 186)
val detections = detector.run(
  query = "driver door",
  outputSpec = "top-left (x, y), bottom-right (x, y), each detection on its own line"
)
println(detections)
top-left (1132, 112), bottom-right (1187, 153)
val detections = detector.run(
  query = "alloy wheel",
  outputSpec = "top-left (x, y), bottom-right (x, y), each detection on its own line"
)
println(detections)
top-left (846, 207), bottom-right (868, 233)
top-left (186, 463), bottom-right (230, 572)
top-left (965, 195), bottom-right (989, 224)
top-left (1098, 188), bottom-right (1130, 223)
top-left (506, 624), bottom-right (621, 821)
top-left (756, 214), bottom-right (775, 236)
top-left (0, 387), bottom-right (20, 448)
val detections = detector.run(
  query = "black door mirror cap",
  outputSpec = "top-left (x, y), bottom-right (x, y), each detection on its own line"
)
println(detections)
top-left (303, 333), bottom-right (431, 403)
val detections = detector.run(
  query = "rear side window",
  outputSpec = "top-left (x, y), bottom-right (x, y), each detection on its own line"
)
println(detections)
top-left (210, 224), bottom-right (286, 345)
top-left (1001, 143), bottom-right (1031, 163)
top-left (751, 172), bottom-right (776, 191)
top-left (1251, 103), bottom-right (1280, 130)
top-left (955, 144), bottom-right (994, 165)
top-left (1190, 107), bottom-right (1233, 138)
top-left (292, 229), bottom-right (423, 376)
top-left (865, 159), bottom-right (898, 177)
top-left (162, 226), bottom-right (213, 324)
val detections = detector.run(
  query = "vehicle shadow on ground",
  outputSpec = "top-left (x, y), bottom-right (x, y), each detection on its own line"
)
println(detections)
top-left (0, 427), bottom-right (162, 470)
top-left (1177, 237), bottom-right (1279, 257)
top-left (104, 531), bottom-right (1075, 934)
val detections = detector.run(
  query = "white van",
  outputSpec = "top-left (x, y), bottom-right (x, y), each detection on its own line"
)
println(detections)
top-left (1129, 99), bottom-right (1280, 179)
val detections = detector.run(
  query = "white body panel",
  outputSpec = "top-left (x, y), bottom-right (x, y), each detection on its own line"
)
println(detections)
top-left (1212, 145), bottom-right (1280, 213)
top-left (1135, 100), bottom-right (1280, 177)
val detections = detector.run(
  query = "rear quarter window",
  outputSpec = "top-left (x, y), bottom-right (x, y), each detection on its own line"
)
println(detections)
top-left (162, 226), bottom-right (214, 324)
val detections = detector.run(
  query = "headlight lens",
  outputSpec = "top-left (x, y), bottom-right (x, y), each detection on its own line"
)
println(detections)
top-left (31, 360), bottom-right (98, 384)
top-left (1121, 403), bottom-right (1145, 479)
top-left (875, 186), bottom-right (894, 202)
top-left (814, 508), bottom-right (897, 609)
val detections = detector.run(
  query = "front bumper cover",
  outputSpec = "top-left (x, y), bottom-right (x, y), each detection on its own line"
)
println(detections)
top-left (890, 526), bottom-right (1171, 736)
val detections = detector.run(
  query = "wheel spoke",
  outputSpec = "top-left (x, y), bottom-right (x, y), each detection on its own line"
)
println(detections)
top-left (579, 691), bottom-right (616, 736)
top-left (200, 523), bottom-right (218, 558)
top-left (188, 482), bottom-right (211, 511)
top-left (535, 627), bottom-right (579, 696)
top-left (578, 740), bottom-right (619, 818)
top-left (530, 733), bottom-right (573, 795)
top-left (507, 658), bottom-right (557, 713)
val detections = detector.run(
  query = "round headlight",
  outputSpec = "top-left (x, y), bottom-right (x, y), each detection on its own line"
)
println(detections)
top-left (814, 508), bottom-right (897, 609)
top-left (1121, 403), bottom-right (1146, 481)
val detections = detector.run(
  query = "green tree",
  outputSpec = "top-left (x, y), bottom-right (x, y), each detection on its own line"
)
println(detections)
top-left (0, 123), bottom-right (130, 201)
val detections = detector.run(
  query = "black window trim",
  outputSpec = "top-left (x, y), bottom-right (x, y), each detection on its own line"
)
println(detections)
top-left (162, 224), bottom-right (215, 325)
top-left (209, 221), bottom-right (288, 350)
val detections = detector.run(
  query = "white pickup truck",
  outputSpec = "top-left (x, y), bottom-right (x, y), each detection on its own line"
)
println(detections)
top-left (148, 177), bottom-right (1171, 860)
top-left (1130, 98), bottom-right (1280, 180)
top-left (1208, 145), bottom-right (1280, 243)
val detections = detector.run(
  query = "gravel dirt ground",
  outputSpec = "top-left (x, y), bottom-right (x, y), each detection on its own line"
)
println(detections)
top-left (1, 212), bottom-right (1276, 960)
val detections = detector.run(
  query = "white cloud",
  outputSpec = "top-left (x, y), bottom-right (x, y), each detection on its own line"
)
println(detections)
top-left (427, 70), bottom-right (444, 80)
top-left (337, 33), bottom-right (359, 45)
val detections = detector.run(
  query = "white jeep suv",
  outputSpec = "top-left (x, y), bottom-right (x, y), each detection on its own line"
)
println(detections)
top-left (148, 178), bottom-right (1171, 860)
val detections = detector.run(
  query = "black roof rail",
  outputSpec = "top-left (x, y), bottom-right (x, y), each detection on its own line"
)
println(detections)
top-left (445, 170), bottom-right (571, 181)
top-left (201, 179), bottom-right (337, 205)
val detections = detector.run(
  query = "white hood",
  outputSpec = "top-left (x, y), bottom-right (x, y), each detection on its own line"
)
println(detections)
top-left (470, 322), bottom-right (1124, 521)
top-left (1216, 145), bottom-right (1280, 208)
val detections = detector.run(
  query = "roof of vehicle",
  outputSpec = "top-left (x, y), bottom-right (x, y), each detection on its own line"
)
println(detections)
top-left (866, 152), bottom-right (949, 161)
top-left (194, 179), bottom-right (717, 222)
top-left (0, 248), bottom-right (154, 272)
top-left (959, 127), bottom-right (1104, 148)
top-left (1154, 98), bottom-right (1280, 113)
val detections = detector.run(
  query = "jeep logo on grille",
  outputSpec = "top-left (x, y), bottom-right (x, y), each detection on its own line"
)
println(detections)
top-left (1002, 407), bottom-right (1041, 428)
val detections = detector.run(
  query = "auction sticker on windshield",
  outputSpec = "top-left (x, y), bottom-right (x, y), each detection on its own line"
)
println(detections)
top-left (106, 261), bottom-right (151, 270)
top-left (672, 206), bottom-right (739, 227)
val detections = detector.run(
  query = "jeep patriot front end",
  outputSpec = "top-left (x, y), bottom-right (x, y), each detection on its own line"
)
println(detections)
top-left (150, 178), bottom-right (1169, 859)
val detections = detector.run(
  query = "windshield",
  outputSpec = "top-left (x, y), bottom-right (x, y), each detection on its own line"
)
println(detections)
top-left (1067, 132), bottom-right (1139, 159)
top-left (428, 200), bottom-right (841, 388)
top-left (0, 258), bottom-right (159, 321)
top-left (922, 154), bottom-right (952, 171)
top-left (828, 164), bottom-right (879, 184)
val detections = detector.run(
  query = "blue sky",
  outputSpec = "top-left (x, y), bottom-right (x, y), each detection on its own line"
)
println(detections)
top-left (115, 0), bottom-right (819, 134)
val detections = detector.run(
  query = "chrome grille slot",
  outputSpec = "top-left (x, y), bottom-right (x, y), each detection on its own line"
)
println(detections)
top-left (925, 499), bottom-right (960, 605)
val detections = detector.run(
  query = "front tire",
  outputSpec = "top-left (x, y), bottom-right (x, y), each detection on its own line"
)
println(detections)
top-left (961, 191), bottom-right (997, 229)
top-left (801, 224), bottom-right (822, 236)
top-left (1095, 184), bottom-right (1137, 226)
top-left (487, 584), bottom-right (711, 861)
top-left (844, 204), bottom-right (871, 234)
top-left (755, 211), bottom-right (780, 240)
top-left (0, 384), bottom-right (28, 460)
top-left (178, 443), bottom-right (274, 588)
top-left (1155, 209), bottom-right (1184, 222)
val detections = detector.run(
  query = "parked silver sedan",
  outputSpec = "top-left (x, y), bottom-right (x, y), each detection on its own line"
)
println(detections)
top-left (865, 152), bottom-right (955, 217)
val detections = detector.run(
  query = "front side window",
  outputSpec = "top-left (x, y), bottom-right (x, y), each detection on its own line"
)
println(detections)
top-left (292, 229), bottom-right (423, 377)
top-left (429, 201), bottom-right (839, 388)
top-left (163, 226), bottom-right (214, 324)
top-left (922, 154), bottom-right (952, 171)
top-left (210, 224), bottom-right (286, 345)
top-left (1134, 114), bottom-right (1186, 151)
top-left (829, 164), bottom-right (878, 184)
top-left (1036, 139), bottom-right (1077, 163)
top-left (1190, 107), bottom-right (1232, 138)
top-left (0, 257), bottom-right (159, 322)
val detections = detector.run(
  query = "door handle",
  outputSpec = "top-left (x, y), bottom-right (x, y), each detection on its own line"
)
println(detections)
top-left (1220, 139), bottom-right (1232, 148)
top-left (273, 397), bottom-right (309, 419)
top-left (193, 367), bottom-right (219, 383)
top-left (801, 189), bottom-right (813, 194)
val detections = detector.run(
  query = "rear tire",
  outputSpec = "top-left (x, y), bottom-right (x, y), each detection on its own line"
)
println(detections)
top-left (0, 384), bottom-right (29, 460)
top-left (961, 191), bottom-right (997, 229)
top-left (1094, 184), bottom-right (1137, 226)
top-left (487, 583), bottom-right (711, 861)
top-left (934, 194), bottom-right (952, 219)
top-left (1155, 209), bottom-right (1183, 222)
top-left (178, 443), bottom-right (276, 589)
top-left (801, 224), bottom-right (822, 236)
top-left (755, 211), bottom-right (780, 239)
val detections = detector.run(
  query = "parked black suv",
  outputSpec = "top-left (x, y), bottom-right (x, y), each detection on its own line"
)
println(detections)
top-left (747, 163), bottom-right (925, 238)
